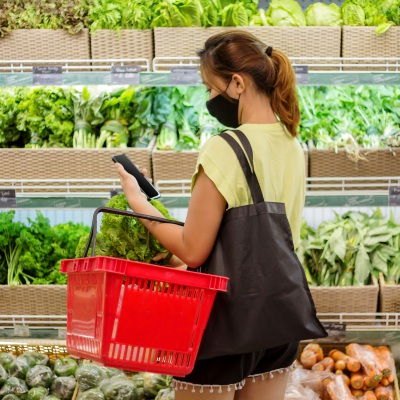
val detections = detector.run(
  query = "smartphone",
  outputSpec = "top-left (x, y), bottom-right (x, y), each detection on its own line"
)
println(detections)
top-left (112, 153), bottom-right (161, 200)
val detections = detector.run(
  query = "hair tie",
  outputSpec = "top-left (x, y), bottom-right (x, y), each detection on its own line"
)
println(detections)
top-left (266, 46), bottom-right (273, 57)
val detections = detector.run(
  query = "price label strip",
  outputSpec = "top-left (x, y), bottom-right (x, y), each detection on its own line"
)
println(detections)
top-left (389, 186), bottom-right (400, 206)
top-left (58, 328), bottom-right (67, 340)
top-left (170, 66), bottom-right (200, 85)
top-left (0, 189), bottom-right (16, 208)
top-left (111, 66), bottom-right (141, 85)
top-left (293, 65), bottom-right (309, 85)
top-left (14, 325), bottom-right (30, 337)
top-left (321, 322), bottom-right (346, 342)
top-left (32, 66), bottom-right (63, 85)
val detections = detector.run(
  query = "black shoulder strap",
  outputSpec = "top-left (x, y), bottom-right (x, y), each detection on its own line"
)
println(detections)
top-left (219, 130), bottom-right (264, 204)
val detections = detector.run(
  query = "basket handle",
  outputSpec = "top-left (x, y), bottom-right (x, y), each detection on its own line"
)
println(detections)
top-left (83, 206), bottom-right (184, 258)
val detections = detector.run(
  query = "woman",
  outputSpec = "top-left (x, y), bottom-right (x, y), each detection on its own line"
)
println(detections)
top-left (115, 30), bottom-right (325, 399)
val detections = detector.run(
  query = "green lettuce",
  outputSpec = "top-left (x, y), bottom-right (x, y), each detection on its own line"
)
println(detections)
top-left (341, 0), bottom-right (394, 34)
top-left (152, 0), bottom-right (203, 27)
top-left (266, 0), bottom-right (306, 26)
top-left (305, 3), bottom-right (343, 26)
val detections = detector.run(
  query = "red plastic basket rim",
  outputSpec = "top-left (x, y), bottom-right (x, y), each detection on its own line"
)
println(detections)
top-left (60, 256), bottom-right (228, 292)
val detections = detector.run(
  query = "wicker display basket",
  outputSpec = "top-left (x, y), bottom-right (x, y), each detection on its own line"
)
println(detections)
top-left (90, 29), bottom-right (153, 66)
top-left (309, 146), bottom-right (400, 190)
top-left (342, 26), bottom-right (400, 71)
top-left (0, 285), bottom-right (67, 315)
top-left (0, 139), bottom-right (155, 193)
top-left (154, 26), bottom-right (341, 70)
top-left (152, 147), bottom-right (309, 194)
top-left (310, 276), bottom-right (379, 314)
top-left (0, 29), bottom-right (90, 72)
top-left (379, 273), bottom-right (400, 313)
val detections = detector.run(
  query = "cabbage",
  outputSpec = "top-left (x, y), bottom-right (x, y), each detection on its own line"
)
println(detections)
top-left (266, 0), bottom-right (306, 26)
top-left (380, 0), bottom-right (400, 25)
top-left (305, 3), bottom-right (343, 26)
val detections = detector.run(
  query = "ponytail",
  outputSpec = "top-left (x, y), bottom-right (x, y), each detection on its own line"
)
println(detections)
top-left (269, 49), bottom-right (300, 137)
top-left (198, 30), bottom-right (300, 137)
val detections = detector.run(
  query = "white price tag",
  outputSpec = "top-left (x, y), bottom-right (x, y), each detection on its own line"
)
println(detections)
top-left (14, 325), bottom-right (30, 337)
top-left (58, 329), bottom-right (67, 340)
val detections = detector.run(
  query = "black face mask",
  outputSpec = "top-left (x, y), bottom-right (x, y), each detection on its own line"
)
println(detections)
top-left (206, 81), bottom-right (240, 128)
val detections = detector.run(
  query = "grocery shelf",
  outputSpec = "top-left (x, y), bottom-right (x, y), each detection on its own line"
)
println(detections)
top-left (1, 177), bottom-right (400, 209)
top-left (1, 57), bottom-right (400, 87)
top-left (0, 314), bottom-right (398, 343)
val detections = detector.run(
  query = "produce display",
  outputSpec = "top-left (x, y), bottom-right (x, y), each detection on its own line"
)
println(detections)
top-left (298, 86), bottom-right (400, 158)
top-left (297, 210), bottom-right (400, 286)
top-left (1, 85), bottom-right (399, 152)
top-left (1, 0), bottom-right (400, 33)
top-left (292, 343), bottom-right (397, 399)
top-left (0, 351), bottom-right (173, 400)
top-left (0, 210), bottom-right (89, 285)
top-left (0, 86), bottom-right (216, 150)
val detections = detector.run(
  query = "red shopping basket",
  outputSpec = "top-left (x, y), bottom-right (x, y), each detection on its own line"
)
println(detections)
top-left (60, 207), bottom-right (228, 377)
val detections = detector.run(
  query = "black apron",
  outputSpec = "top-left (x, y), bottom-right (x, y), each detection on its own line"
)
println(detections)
top-left (196, 129), bottom-right (327, 360)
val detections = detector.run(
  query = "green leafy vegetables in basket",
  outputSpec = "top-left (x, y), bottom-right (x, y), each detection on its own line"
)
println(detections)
top-left (0, 211), bottom-right (90, 285)
top-left (297, 209), bottom-right (400, 286)
top-left (75, 194), bottom-right (175, 263)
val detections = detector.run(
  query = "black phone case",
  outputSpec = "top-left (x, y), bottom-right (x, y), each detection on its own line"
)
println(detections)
top-left (112, 154), bottom-right (161, 200)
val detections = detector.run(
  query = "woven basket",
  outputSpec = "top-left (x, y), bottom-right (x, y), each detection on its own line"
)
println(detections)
top-left (90, 29), bottom-right (153, 65)
top-left (0, 29), bottom-right (90, 72)
top-left (0, 285), bottom-right (67, 315)
top-left (310, 276), bottom-right (379, 314)
top-left (154, 26), bottom-right (341, 70)
top-left (152, 149), bottom-right (199, 191)
top-left (379, 273), bottom-right (400, 313)
top-left (0, 140), bottom-right (155, 193)
top-left (342, 26), bottom-right (400, 71)
top-left (309, 147), bottom-right (400, 190)
top-left (152, 147), bottom-right (310, 193)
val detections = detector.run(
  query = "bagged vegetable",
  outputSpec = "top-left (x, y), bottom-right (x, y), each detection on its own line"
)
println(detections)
top-left (0, 377), bottom-right (29, 398)
top-left (2, 395), bottom-right (21, 400)
top-left (50, 377), bottom-right (76, 400)
top-left (77, 388), bottom-right (105, 400)
top-left (27, 387), bottom-right (49, 400)
top-left (99, 376), bottom-right (136, 400)
top-left (326, 374), bottom-right (355, 399)
top-left (142, 374), bottom-right (172, 398)
top-left (131, 374), bottom-right (144, 389)
top-left (75, 364), bottom-right (107, 391)
top-left (18, 353), bottom-right (48, 367)
top-left (98, 367), bottom-right (125, 379)
top-left (154, 388), bottom-right (174, 400)
top-left (0, 364), bottom-right (8, 386)
top-left (43, 396), bottom-right (60, 400)
top-left (26, 365), bottom-right (54, 388)
top-left (54, 359), bottom-right (78, 378)
top-left (9, 359), bottom-right (31, 379)
top-left (0, 353), bottom-right (16, 372)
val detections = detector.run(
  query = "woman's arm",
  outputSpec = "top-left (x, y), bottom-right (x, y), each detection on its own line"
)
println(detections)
top-left (115, 163), bottom-right (226, 268)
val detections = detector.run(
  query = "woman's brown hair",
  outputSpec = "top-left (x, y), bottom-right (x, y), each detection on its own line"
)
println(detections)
top-left (197, 30), bottom-right (300, 137)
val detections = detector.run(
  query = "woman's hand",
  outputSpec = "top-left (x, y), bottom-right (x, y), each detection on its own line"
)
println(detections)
top-left (152, 252), bottom-right (187, 270)
top-left (114, 163), bottom-right (148, 203)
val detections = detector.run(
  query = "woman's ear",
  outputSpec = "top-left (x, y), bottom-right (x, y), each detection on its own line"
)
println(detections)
top-left (230, 74), bottom-right (245, 95)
